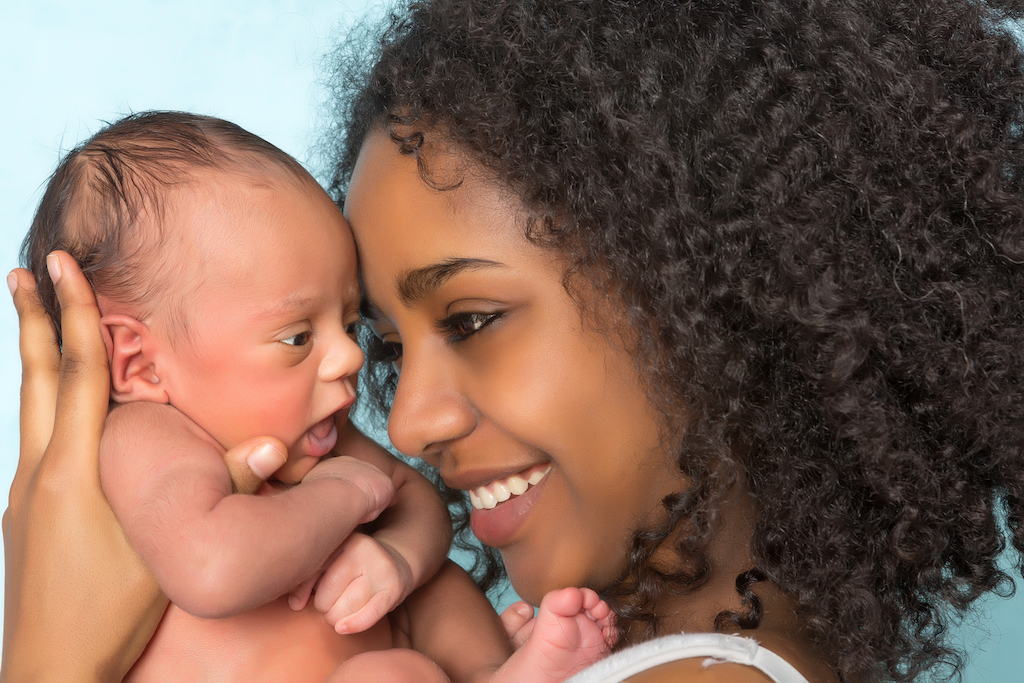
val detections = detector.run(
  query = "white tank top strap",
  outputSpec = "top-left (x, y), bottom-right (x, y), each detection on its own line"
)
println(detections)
top-left (566, 632), bottom-right (810, 683)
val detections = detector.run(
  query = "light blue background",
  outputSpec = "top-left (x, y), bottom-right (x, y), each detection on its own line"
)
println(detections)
top-left (0, 2), bottom-right (1019, 679)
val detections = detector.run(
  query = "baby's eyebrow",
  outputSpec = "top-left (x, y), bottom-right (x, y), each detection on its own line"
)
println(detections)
top-left (256, 293), bottom-right (328, 319)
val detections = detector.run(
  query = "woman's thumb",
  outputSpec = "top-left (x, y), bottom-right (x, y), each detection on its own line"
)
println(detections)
top-left (224, 437), bottom-right (287, 494)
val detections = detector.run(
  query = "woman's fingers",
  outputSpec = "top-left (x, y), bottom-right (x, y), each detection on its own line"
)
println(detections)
top-left (9, 268), bottom-right (59, 488)
top-left (3, 252), bottom-right (166, 682)
top-left (222, 437), bottom-right (288, 495)
top-left (44, 251), bottom-right (110, 477)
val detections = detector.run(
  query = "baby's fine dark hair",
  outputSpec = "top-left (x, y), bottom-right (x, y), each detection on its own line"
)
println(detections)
top-left (326, 1), bottom-right (1024, 681)
top-left (22, 111), bottom-right (310, 342)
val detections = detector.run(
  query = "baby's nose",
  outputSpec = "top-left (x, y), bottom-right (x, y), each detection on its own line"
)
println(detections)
top-left (318, 337), bottom-right (364, 381)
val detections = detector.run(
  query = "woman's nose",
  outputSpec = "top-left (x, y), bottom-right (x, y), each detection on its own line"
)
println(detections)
top-left (387, 346), bottom-right (475, 460)
top-left (318, 332), bottom-right (364, 383)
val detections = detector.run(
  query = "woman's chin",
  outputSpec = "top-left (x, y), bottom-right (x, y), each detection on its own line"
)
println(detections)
top-left (500, 553), bottom-right (577, 607)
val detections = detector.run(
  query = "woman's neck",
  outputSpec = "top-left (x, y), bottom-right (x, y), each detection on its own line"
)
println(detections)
top-left (623, 481), bottom-right (838, 682)
top-left (638, 481), bottom-right (758, 637)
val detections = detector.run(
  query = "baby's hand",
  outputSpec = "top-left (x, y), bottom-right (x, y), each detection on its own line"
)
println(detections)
top-left (302, 455), bottom-right (396, 524)
top-left (293, 532), bottom-right (412, 634)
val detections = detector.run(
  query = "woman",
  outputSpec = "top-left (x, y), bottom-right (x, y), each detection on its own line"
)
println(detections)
top-left (6, 0), bottom-right (1024, 681)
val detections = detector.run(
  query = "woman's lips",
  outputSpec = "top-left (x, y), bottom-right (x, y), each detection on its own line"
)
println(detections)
top-left (304, 414), bottom-right (339, 457)
top-left (468, 464), bottom-right (551, 547)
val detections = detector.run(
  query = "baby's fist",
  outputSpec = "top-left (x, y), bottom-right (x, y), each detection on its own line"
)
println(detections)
top-left (312, 532), bottom-right (412, 634)
top-left (303, 455), bottom-right (395, 523)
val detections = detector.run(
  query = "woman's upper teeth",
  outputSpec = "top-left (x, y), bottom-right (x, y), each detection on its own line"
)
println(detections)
top-left (469, 466), bottom-right (551, 510)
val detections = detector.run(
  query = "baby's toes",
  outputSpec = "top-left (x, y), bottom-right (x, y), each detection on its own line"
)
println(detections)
top-left (539, 586), bottom-right (586, 618)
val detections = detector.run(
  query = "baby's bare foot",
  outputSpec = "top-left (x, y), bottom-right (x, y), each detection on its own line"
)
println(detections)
top-left (493, 587), bottom-right (616, 683)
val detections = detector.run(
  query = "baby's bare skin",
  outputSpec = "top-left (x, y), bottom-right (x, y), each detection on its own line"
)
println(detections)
top-left (100, 403), bottom-right (397, 620)
top-left (124, 598), bottom-right (394, 683)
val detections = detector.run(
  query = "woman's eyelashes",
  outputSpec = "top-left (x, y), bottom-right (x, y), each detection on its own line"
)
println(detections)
top-left (437, 310), bottom-right (505, 343)
top-left (379, 340), bottom-right (404, 365)
top-left (363, 310), bottom-right (505, 369)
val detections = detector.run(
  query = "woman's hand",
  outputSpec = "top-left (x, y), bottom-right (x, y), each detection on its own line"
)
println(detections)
top-left (2, 252), bottom-right (285, 682)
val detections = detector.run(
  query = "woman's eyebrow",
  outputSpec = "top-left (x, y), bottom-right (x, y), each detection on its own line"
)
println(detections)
top-left (396, 257), bottom-right (503, 305)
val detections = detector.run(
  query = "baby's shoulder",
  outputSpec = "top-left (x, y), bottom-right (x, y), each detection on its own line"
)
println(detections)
top-left (103, 402), bottom-right (222, 459)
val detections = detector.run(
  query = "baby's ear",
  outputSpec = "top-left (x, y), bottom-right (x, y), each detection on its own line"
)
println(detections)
top-left (100, 314), bottom-right (169, 404)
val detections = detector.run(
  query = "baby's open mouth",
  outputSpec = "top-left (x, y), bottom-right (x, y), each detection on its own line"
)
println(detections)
top-left (305, 414), bottom-right (338, 457)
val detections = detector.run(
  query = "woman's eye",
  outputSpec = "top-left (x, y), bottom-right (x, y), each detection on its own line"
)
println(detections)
top-left (344, 321), bottom-right (360, 341)
top-left (439, 311), bottom-right (503, 342)
top-left (368, 338), bottom-right (403, 375)
top-left (282, 331), bottom-right (311, 346)
top-left (381, 341), bottom-right (403, 366)
top-left (366, 334), bottom-right (402, 362)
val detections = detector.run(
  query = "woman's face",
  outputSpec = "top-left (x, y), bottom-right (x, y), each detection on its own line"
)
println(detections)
top-left (345, 130), bottom-right (686, 604)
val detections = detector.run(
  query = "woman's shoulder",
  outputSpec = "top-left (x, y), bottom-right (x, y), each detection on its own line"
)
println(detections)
top-left (569, 631), bottom-right (834, 683)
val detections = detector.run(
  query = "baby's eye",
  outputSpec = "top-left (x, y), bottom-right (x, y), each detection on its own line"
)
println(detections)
top-left (282, 331), bottom-right (311, 346)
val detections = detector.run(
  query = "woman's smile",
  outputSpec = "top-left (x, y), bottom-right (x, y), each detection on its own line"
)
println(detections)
top-left (467, 463), bottom-right (551, 510)
top-left (445, 462), bottom-right (552, 549)
top-left (345, 129), bottom-right (686, 604)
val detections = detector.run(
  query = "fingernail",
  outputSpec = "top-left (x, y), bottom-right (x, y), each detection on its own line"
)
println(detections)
top-left (247, 442), bottom-right (287, 479)
top-left (7, 271), bottom-right (17, 297)
top-left (46, 253), bottom-right (62, 284)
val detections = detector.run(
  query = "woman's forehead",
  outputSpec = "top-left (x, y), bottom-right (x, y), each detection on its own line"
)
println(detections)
top-left (345, 130), bottom-right (535, 268)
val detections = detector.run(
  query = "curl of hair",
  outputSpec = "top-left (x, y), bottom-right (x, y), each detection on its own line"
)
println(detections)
top-left (324, 1), bottom-right (1024, 681)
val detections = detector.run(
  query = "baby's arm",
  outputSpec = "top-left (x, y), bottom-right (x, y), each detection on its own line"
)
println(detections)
top-left (99, 402), bottom-right (395, 619)
top-left (291, 420), bottom-right (453, 633)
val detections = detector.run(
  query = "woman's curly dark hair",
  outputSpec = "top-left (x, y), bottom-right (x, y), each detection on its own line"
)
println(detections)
top-left (323, 1), bottom-right (1024, 681)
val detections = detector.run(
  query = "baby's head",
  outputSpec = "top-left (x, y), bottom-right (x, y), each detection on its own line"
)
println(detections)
top-left (24, 112), bottom-right (363, 482)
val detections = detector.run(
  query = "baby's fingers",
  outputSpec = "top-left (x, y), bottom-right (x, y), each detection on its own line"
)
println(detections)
top-left (289, 572), bottom-right (320, 611)
top-left (326, 578), bottom-right (396, 635)
top-left (313, 533), bottom-right (403, 634)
